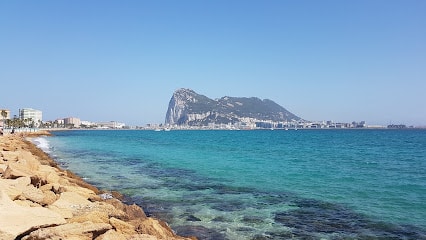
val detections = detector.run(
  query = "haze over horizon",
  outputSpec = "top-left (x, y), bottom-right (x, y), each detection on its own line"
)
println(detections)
top-left (1, 1), bottom-right (425, 126)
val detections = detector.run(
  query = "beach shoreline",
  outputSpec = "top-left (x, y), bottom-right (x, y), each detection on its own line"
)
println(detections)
top-left (0, 132), bottom-right (194, 240)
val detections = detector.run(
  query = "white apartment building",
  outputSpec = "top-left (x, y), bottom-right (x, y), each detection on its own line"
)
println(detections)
top-left (81, 120), bottom-right (95, 127)
top-left (20, 108), bottom-right (42, 126)
top-left (97, 121), bottom-right (125, 129)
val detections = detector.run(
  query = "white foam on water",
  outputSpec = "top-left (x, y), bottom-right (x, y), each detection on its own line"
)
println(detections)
top-left (31, 137), bottom-right (51, 153)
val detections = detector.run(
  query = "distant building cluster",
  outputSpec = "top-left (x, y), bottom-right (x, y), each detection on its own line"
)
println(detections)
top-left (161, 118), bottom-right (378, 130)
top-left (0, 107), bottom-right (126, 130)
top-left (45, 117), bottom-right (126, 129)
top-left (0, 106), bottom-right (418, 131)
top-left (1, 108), bottom-right (43, 128)
top-left (160, 120), bottom-right (417, 130)
top-left (161, 119), bottom-right (375, 130)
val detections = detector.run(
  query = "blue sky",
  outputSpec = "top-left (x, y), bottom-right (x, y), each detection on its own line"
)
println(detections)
top-left (1, 1), bottom-right (425, 126)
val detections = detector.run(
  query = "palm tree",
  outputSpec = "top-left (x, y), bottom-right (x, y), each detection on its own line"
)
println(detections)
top-left (5, 119), bottom-right (11, 128)
top-left (24, 118), bottom-right (33, 128)
top-left (1, 110), bottom-right (7, 128)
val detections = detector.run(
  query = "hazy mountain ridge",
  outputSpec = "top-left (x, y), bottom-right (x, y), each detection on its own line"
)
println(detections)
top-left (165, 88), bottom-right (302, 126)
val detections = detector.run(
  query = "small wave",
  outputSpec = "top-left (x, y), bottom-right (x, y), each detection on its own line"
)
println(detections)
top-left (31, 137), bottom-right (51, 153)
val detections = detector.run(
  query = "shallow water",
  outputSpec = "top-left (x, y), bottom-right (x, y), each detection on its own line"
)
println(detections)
top-left (39, 129), bottom-right (426, 239)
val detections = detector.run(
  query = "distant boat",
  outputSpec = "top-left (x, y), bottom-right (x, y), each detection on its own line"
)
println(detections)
top-left (154, 129), bottom-right (162, 132)
top-left (164, 128), bottom-right (171, 131)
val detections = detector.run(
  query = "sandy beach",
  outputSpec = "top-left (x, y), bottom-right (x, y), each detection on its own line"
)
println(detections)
top-left (0, 132), bottom-right (194, 240)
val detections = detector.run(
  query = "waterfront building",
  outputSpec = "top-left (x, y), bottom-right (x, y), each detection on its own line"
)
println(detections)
top-left (19, 108), bottom-right (42, 126)
top-left (64, 117), bottom-right (81, 128)
top-left (81, 120), bottom-right (96, 127)
top-left (387, 124), bottom-right (406, 129)
top-left (97, 121), bottom-right (125, 129)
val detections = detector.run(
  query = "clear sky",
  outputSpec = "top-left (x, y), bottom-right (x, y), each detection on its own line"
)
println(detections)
top-left (1, 1), bottom-right (425, 126)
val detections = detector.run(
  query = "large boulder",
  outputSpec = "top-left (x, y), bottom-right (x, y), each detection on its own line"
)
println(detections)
top-left (95, 230), bottom-right (158, 240)
top-left (0, 177), bottom-right (31, 200)
top-left (2, 162), bottom-right (33, 179)
top-left (22, 221), bottom-right (112, 240)
top-left (95, 230), bottom-right (127, 240)
top-left (69, 211), bottom-right (110, 224)
top-left (19, 154), bottom-right (41, 172)
top-left (105, 198), bottom-right (147, 220)
top-left (51, 191), bottom-right (94, 217)
top-left (48, 204), bottom-right (74, 219)
top-left (2, 144), bottom-right (18, 152)
top-left (21, 185), bottom-right (45, 203)
top-left (0, 163), bottom-right (7, 172)
top-left (20, 184), bottom-right (57, 205)
top-left (36, 164), bottom-right (62, 185)
top-left (40, 189), bottom-right (58, 205)
top-left (131, 218), bottom-right (178, 239)
top-left (1, 151), bottom-right (19, 161)
top-left (90, 201), bottom-right (128, 220)
top-left (64, 185), bottom-right (97, 199)
top-left (109, 217), bottom-right (136, 235)
top-left (0, 231), bottom-right (15, 240)
top-left (0, 190), bottom-right (66, 239)
top-left (39, 183), bottom-right (66, 194)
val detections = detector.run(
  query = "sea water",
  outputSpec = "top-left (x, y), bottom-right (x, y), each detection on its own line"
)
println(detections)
top-left (36, 129), bottom-right (426, 239)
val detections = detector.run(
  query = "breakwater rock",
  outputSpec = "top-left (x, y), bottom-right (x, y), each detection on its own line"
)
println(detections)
top-left (0, 135), bottom-right (194, 240)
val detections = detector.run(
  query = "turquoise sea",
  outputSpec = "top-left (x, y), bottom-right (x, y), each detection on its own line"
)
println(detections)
top-left (34, 129), bottom-right (426, 239)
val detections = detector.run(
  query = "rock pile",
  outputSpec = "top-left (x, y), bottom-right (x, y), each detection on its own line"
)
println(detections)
top-left (0, 134), bottom-right (194, 240)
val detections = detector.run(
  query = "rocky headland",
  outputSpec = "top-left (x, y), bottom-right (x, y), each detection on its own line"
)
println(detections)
top-left (165, 88), bottom-right (302, 126)
top-left (0, 133), bottom-right (194, 240)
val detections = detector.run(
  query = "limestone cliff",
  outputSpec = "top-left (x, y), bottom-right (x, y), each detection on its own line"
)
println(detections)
top-left (165, 88), bottom-right (302, 126)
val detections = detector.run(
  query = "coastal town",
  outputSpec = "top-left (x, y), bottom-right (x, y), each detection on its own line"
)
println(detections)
top-left (0, 107), bottom-right (414, 133)
top-left (0, 108), bottom-right (126, 132)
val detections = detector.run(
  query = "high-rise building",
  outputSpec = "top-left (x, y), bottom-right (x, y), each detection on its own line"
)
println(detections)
top-left (20, 108), bottom-right (43, 126)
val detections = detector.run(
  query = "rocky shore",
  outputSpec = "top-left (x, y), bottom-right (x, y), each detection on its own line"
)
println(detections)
top-left (0, 133), bottom-right (194, 240)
